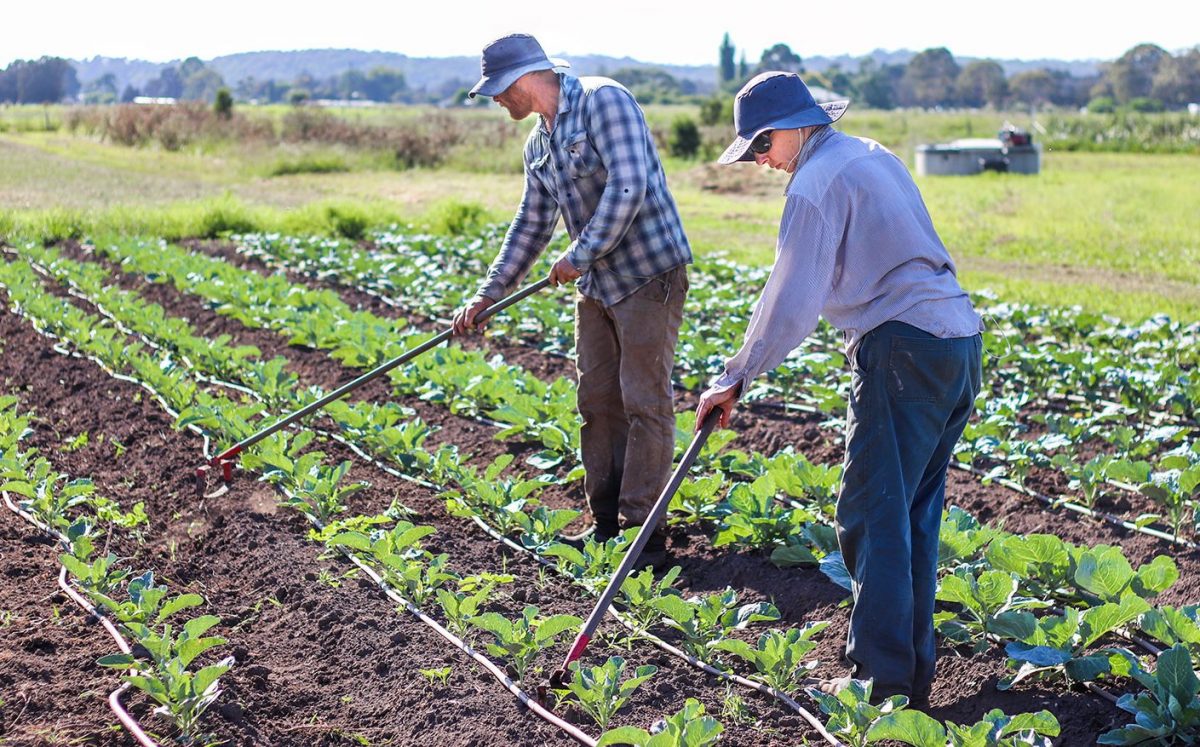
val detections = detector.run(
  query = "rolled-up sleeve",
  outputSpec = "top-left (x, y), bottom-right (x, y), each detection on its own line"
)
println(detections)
top-left (478, 161), bottom-right (560, 301)
top-left (712, 195), bottom-right (839, 394)
top-left (566, 86), bottom-right (648, 273)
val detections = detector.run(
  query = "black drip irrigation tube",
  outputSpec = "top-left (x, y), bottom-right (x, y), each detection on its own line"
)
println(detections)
top-left (2, 492), bottom-right (161, 747)
top-left (0, 297), bottom-right (605, 747)
top-left (63, 241), bottom-right (1192, 552)
top-left (14, 276), bottom-right (844, 743)
top-left (14, 255), bottom-right (1183, 739)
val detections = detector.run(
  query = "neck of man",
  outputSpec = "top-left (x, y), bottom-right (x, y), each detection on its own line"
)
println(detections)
top-left (535, 78), bottom-right (561, 133)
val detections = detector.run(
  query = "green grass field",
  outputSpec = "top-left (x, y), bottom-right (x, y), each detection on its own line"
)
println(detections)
top-left (1, 104), bottom-right (1197, 321)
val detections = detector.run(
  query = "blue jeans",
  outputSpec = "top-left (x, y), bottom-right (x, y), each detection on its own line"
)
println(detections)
top-left (837, 321), bottom-right (982, 700)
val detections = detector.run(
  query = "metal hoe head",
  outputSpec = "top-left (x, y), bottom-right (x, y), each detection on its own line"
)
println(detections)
top-left (194, 457), bottom-right (235, 499)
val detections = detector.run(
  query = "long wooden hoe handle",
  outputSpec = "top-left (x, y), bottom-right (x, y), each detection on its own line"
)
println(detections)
top-left (195, 277), bottom-right (553, 489)
top-left (550, 409), bottom-right (722, 687)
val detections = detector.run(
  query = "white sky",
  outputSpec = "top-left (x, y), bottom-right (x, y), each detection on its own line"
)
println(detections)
top-left (2, 0), bottom-right (1197, 67)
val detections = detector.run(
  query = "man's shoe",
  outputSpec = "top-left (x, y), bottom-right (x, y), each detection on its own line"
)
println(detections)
top-left (561, 521), bottom-right (619, 548)
top-left (639, 531), bottom-right (669, 571)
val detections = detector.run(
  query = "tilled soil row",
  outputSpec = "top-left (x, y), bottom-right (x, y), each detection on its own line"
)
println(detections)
top-left (163, 238), bottom-right (1200, 737)
top-left (0, 509), bottom-right (129, 745)
top-left (0, 278), bottom-right (845, 744)
top-left (37, 243), bottom-right (1162, 741)
top-left (0, 304), bottom-right (580, 747)
top-left (42, 241), bottom-right (841, 743)
top-left (175, 238), bottom-right (1194, 552)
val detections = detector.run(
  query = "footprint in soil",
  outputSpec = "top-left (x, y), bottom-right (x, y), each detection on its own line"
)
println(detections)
top-left (218, 702), bottom-right (245, 724)
top-left (317, 610), bottom-right (342, 630)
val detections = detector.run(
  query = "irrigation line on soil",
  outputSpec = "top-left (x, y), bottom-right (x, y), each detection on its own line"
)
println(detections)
top-left (54, 242), bottom-right (1195, 554)
top-left (0, 296), bottom-right (603, 747)
top-left (12, 260), bottom-right (1183, 733)
top-left (952, 462), bottom-right (1198, 550)
top-left (309, 414), bottom-right (846, 745)
top-left (464, 515), bottom-right (845, 747)
top-left (2, 492), bottom-right (160, 747)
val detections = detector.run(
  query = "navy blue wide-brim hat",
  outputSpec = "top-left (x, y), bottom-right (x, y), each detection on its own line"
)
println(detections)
top-left (469, 33), bottom-right (570, 99)
top-left (718, 71), bottom-right (849, 164)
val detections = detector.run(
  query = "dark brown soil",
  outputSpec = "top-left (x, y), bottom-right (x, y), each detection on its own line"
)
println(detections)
top-left (0, 289), bottom-right (828, 745)
top-left (0, 511), bottom-right (129, 746)
top-left (12, 245), bottom-right (1181, 744)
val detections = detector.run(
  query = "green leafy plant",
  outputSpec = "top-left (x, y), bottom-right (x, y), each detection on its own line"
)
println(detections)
top-left (327, 522), bottom-right (455, 606)
top-left (597, 697), bottom-right (723, 747)
top-left (418, 666), bottom-right (452, 688)
top-left (97, 613), bottom-right (231, 743)
top-left (442, 455), bottom-right (550, 536)
top-left (468, 606), bottom-right (582, 682)
top-left (544, 530), bottom-right (636, 592)
top-left (1001, 594), bottom-right (1148, 689)
top-left (668, 475), bottom-right (725, 525)
top-left (806, 678), bottom-right (909, 747)
top-left (1099, 644), bottom-right (1200, 745)
top-left (3, 458), bottom-right (96, 533)
top-left (937, 507), bottom-right (1000, 569)
top-left (513, 506), bottom-right (581, 552)
top-left (436, 575), bottom-right (502, 641)
top-left (557, 655), bottom-right (657, 729)
top-left (712, 622), bottom-right (828, 693)
top-left (934, 568), bottom-right (1049, 652)
top-left (713, 474), bottom-right (813, 551)
top-left (618, 565), bottom-right (682, 641)
top-left (652, 588), bottom-right (779, 660)
top-left (1138, 604), bottom-right (1200, 657)
top-left (767, 451), bottom-right (843, 517)
top-left (59, 519), bottom-right (130, 598)
top-left (869, 707), bottom-right (1060, 746)
top-left (88, 571), bottom-right (206, 627)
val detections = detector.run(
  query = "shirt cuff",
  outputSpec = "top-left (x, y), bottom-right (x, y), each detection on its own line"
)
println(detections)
top-left (708, 370), bottom-right (746, 397)
top-left (476, 280), bottom-right (505, 303)
top-left (565, 240), bottom-right (592, 273)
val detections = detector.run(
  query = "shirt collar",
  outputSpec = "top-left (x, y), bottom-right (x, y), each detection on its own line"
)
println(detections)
top-left (784, 125), bottom-right (834, 193)
top-left (539, 72), bottom-right (579, 135)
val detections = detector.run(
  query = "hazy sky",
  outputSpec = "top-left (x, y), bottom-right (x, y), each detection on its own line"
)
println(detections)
top-left (3, 0), bottom-right (1197, 67)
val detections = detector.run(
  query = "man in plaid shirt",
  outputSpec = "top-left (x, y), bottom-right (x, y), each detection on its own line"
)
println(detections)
top-left (453, 34), bottom-right (692, 566)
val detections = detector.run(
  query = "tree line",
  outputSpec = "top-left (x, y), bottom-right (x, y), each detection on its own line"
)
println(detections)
top-left (0, 57), bottom-right (79, 104)
top-left (4, 41), bottom-right (1198, 112)
top-left (714, 36), bottom-right (1200, 112)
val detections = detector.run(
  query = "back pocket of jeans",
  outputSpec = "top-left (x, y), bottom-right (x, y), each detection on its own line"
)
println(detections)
top-left (886, 336), bottom-right (956, 403)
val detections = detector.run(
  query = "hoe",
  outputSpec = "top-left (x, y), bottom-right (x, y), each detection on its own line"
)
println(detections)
top-left (546, 408), bottom-right (721, 693)
top-left (195, 277), bottom-right (551, 497)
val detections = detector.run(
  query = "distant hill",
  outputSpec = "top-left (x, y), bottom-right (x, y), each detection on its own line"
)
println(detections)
top-left (69, 48), bottom-right (1105, 95)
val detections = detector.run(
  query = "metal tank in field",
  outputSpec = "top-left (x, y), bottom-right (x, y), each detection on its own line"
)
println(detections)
top-left (916, 124), bottom-right (1041, 176)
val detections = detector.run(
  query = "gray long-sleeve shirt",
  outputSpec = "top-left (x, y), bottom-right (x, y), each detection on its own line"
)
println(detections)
top-left (713, 126), bottom-right (982, 394)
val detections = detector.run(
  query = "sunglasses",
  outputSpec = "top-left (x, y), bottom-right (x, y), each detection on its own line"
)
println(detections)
top-left (749, 130), bottom-right (774, 155)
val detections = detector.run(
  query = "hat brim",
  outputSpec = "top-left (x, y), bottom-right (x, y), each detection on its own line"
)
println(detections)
top-left (717, 100), bottom-right (850, 165)
top-left (469, 57), bottom-right (570, 99)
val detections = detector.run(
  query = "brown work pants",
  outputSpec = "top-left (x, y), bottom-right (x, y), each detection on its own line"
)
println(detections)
top-left (574, 265), bottom-right (688, 532)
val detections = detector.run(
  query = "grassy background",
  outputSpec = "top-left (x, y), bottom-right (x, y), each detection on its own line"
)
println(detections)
top-left (1, 103), bottom-right (1197, 321)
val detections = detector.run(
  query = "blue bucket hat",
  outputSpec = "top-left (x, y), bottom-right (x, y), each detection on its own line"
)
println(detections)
top-left (469, 33), bottom-right (570, 99)
top-left (718, 72), bottom-right (849, 164)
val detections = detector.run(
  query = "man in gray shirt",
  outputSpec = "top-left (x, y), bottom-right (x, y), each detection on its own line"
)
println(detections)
top-left (696, 72), bottom-right (983, 708)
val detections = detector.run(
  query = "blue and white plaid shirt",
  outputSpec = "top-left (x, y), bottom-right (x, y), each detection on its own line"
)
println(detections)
top-left (478, 73), bottom-right (692, 307)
